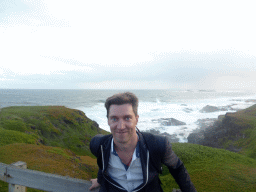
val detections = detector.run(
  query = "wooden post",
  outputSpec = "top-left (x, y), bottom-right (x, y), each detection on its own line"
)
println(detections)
top-left (9, 161), bottom-right (27, 192)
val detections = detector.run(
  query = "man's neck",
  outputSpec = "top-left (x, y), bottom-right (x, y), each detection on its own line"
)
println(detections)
top-left (114, 134), bottom-right (138, 153)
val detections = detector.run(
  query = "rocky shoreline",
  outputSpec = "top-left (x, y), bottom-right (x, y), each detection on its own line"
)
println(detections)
top-left (187, 103), bottom-right (256, 153)
top-left (146, 100), bottom-right (256, 145)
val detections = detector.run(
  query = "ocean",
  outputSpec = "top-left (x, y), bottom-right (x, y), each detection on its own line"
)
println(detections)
top-left (1, 89), bottom-right (256, 142)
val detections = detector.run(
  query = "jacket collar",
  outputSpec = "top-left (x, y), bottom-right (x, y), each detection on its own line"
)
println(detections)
top-left (101, 131), bottom-right (149, 186)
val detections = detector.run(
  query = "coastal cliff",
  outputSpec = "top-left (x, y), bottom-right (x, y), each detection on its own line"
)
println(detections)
top-left (188, 104), bottom-right (256, 159)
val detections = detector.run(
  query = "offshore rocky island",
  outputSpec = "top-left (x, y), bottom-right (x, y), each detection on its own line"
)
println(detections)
top-left (0, 105), bottom-right (255, 191)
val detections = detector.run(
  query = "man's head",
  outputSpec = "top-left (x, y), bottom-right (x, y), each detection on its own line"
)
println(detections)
top-left (105, 92), bottom-right (139, 145)
top-left (105, 92), bottom-right (139, 118)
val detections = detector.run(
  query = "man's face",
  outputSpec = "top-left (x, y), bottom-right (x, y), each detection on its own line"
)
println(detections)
top-left (108, 104), bottom-right (139, 144)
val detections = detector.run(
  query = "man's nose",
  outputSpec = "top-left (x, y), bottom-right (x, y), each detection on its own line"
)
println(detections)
top-left (117, 119), bottom-right (125, 129)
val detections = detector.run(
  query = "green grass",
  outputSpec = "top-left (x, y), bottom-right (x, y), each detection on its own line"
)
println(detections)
top-left (0, 143), bottom-right (98, 192)
top-left (0, 106), bottom-right (109, 156)
top-left (235, 127), bottom-right (256, 159)
top-left (160, 143), bottom-right (256, 192)
top-left (0, 106), bottom-right (106, 191)
top-left (215, 104), bottom-right (256, 160)
top-left (0, 128), bottom-right (37, 146)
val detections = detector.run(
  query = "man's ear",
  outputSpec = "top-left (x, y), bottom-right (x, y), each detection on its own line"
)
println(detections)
top-left (107, 117), bottom-right (110, 126)
top-left (136, 115), bottom-right (139, 124)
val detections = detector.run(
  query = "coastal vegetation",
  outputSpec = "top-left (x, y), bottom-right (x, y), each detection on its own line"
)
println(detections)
top-left (0, 105), bottom-right (255, 191)
top-left (188, 104), bottom-right (256, 160)
top-left (160, 143), bottom-right (256, 192)
top-left (0, 106), bottom-right (108, 191)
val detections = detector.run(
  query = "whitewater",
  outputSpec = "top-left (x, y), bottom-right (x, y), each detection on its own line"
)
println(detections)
top-left (75, 90), bottom-right (256, 142)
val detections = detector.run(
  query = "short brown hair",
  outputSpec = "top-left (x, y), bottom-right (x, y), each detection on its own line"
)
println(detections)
top-left (105, 92), bottom-right (139, 118)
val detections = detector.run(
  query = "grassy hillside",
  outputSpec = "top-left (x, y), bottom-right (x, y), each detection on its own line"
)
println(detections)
top-left (224, 104), bottom-right (256, 159)
top-left (0, 106), bottom-right (109, 191)
top-left (0, 143), bottom-right (98, 179)
top-left (0, 143), bottom-right (99, 191)
top-left (188, 104), bottom-right (256, 160)
top-left (0, 106), bottom-right (109, 156)
top-left (160, 143), bottom-right (256, 192)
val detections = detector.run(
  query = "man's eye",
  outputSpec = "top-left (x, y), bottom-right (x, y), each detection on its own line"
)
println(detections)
top-left (125, 117), bottom-right (131, 120)
top-left (112, 118), bottom-right (117, 122)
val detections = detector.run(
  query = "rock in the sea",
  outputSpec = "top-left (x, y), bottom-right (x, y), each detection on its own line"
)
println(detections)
top-left (245, 99), bottom-right (256, 103)
top-left (200, 105), bottom-right (236, 113)
top-left (153, 118), bottom-right (186, 126)
top-left (183, 108), bottom-right (193, 113)
top-left (200, 105), bottom-right (219, 113)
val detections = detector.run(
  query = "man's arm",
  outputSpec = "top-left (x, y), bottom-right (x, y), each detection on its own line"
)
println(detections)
top-left (162, 138), bottom-right (197, 192)
top-left (89, 135), bottom-right (104, 190)
top-left (97, 168), bottom-right (104, 185)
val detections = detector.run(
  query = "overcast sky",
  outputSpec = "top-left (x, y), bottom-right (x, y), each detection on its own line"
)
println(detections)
top-left (1, 0), bottom-right (256, 90)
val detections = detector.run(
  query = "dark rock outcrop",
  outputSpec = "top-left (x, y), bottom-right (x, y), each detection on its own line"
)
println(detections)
top-left (195, 118), bottom-right (217, 130)
top-left (91, 120), bottom-right (100, 132)
top-left (187, 132), bottom-right (204, 144)
top-left (200, 105), bottom-right (220, 113)
top-left (183, 108), bottom-right (193, 113)
top-left (187, 112), bottom-right (251, 152)
top-left (245, 99), bottom-right (256, 103)
top-left (153, 118), bottom-right (186, 126)
top-left (200, 105), bottom-right (236, 113)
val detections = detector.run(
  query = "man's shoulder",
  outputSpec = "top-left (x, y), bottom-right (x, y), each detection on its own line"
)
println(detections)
top-left (140, 132), bottom-right (167, 144)
top-left (90, 134), bottom-right (112, 156)
top-left (140, 132), bottom-right (167, 153)
top-left (140, 132), bottom-right (167, 173)
top-left (90, 134), bottom-right (112, 146)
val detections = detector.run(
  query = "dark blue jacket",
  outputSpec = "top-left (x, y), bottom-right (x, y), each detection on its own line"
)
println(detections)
top-left (90, 131), bottom-right (196, 192)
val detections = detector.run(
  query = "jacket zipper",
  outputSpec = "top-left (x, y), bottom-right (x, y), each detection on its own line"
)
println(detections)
top-left (101, 145), bottom-right (127, 191)
top-left (132, 150), bottom-right (149, 192)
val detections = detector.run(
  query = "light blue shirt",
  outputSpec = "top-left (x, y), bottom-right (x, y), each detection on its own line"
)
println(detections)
top-left (107, 137), bottom-right (143, 192)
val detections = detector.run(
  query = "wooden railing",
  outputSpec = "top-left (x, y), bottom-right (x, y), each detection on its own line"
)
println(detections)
top-left (0, 161), bottom-right (99, 192)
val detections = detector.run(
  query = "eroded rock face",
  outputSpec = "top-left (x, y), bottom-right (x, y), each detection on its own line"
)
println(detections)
top-left (187, 115), bottom-right (246, 152)
top-left (187, 132), bottom-right (204, 144)
top-left (152, 118), bottom-right (186, 126)
top-left (195, 118), bottom-right (217, 130)
top-left (91, 120), bottom-right (100, 132)
top-left (200, 105), bottom-right (236, 113)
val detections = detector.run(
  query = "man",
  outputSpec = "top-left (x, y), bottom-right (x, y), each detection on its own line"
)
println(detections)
top-left (89, 92), bottom-right (196, 192)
